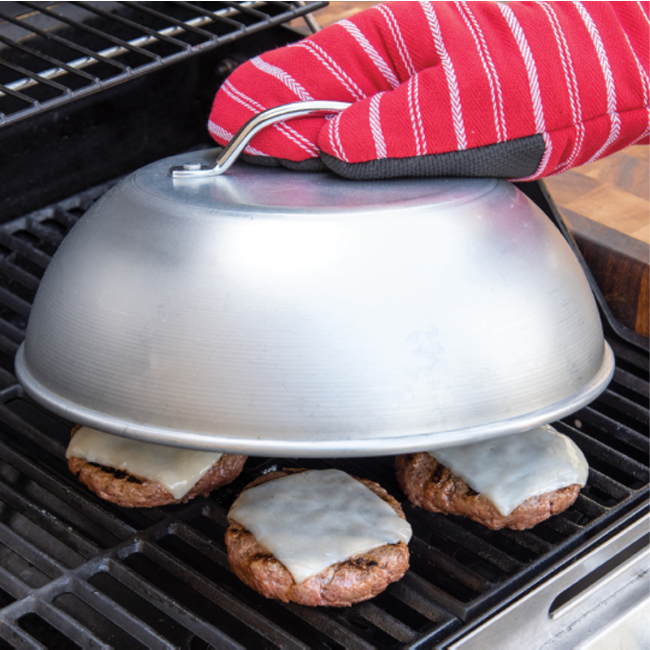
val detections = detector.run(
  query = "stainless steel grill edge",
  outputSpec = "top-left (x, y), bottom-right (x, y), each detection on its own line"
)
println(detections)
top-left (0, 3), bottom-right (647, 648)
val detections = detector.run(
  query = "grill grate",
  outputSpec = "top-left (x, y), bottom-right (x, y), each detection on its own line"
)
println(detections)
top-left (0, 1), bottom-right (325, 127)
top-left (0, 183), bottom-right (647, 647)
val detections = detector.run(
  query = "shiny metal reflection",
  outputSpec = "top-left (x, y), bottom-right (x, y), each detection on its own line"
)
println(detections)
top-left (15, 150), bottom-right (613, 456)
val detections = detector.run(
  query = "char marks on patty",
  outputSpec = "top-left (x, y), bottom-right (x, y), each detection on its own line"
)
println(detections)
top-left (395, 452), bottom-right (581, 530)
top-left (226, 469), bottom-right (410, 607)
top-left (68, 425), bottom-right (247, 507)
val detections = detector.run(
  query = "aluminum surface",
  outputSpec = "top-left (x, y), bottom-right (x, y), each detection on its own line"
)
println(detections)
top-left (15, 150), bottom-right (613, 455)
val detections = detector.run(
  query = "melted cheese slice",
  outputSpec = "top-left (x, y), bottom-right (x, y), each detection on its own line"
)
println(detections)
top-left (429, 425), bottom-right (588, 516)
top-left (66, 426), bottom-right (222, 499)
top-left (229, 468), bottom-right (412, 584)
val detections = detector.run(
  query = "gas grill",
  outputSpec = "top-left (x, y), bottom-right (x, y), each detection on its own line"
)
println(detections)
top-left (0, 3), bottom-right (648, 648)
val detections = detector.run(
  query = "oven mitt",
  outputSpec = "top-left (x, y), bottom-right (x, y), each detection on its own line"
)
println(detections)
top-left (208, 1), bottom-right (649, 180)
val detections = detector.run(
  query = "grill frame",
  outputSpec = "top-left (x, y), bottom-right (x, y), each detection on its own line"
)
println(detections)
top-left (0, 2), bottom-right (647, 647)
top-left (0, 1), bottom-right (323, 127)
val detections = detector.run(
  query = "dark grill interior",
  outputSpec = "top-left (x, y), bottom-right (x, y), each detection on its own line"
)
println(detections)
top-left (0, 2), bottom-right (648, 648)
top-left (0, 182), bottom-right (646, 648)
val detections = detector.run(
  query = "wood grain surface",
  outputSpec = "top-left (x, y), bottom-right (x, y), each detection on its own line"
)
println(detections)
top-left (293, 2), bottom-right (649, 337)
top-left (545, 147), bottom-right (649, 338)
top-left (545, 146), bottom-right (649, 245)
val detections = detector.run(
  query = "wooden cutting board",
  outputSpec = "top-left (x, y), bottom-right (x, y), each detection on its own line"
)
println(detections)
top-left (545, 146), bottom-right (649, 339)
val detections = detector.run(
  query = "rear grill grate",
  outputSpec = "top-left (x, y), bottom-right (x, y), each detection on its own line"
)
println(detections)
top-left (0, 1), bottom-right (325, 126)
top-left (0, 184), bottom-right (647, 647)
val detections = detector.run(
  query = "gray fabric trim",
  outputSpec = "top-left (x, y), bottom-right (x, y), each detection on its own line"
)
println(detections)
top-left (237, 134), bottom-right (545, 179)
top-left (320, 134), bottom-right (546, 180)
top-left (239, 152), bottom-right (327, 172)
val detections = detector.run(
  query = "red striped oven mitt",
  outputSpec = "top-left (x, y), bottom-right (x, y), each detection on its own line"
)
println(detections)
top-left (209, 1), bottom-right (649, 180)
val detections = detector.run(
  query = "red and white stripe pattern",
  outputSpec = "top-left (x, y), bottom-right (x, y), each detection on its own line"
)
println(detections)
top-left (338, 19), bottom-right (401, 89)
top-left (208, 1), bottom-right (649, 179)
top-left (538, 1), bottom-right (584, 174)
top-left (420, 1), bottom-right (467, 151)
top-left (368, 92), bottom-right (387, 159)
top-left (574, 1), bottom-right (621, 165)
top-left (456, 1), bottom-right (507, 144)
top-left (249, 56), bottom-right (314, 102)
top-left (405, 75), bottom-right (425, 157)
top-left (219, 80), bottom-right (318, 158)
top-left (293, 40), bottom-right (366, 101)
top-left (377, 4), bottom-right (416, 78)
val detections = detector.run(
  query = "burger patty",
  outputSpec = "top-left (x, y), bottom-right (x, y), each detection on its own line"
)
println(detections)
top-left (395, 453), bottom-right (581, 531)
top-left (68, 425), bottom-right (247, 508)
top-left (226, 469), bottom-right (410, 607)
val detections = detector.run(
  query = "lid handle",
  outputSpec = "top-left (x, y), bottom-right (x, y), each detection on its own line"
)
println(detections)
top-left (170, 100), bottom-right (351, 178)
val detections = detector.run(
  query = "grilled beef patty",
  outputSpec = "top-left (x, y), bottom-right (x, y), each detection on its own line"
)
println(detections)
top-left (226, 469), bottom-right (410, 607)
top-left (396, 452), bottom-right (581, 530)
top-left (68, 425), bottom-right (247, 508)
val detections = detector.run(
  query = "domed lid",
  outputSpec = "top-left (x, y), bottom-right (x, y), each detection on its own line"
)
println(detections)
top-left (136, 148), bottom-right (499, 216)
top-left (13, 102), bottom-right (615, 457)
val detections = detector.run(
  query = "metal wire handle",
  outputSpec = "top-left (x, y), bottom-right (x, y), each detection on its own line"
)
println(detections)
top-left (170, 100), bottom-right (351, 178)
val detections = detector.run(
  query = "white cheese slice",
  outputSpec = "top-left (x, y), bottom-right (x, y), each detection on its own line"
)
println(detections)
top-left (228, 468), bottom-right (412, 584)
top-left (429, 425), bottom-right (588, 516)
top-left (66, 426), bottom-right (222, 500)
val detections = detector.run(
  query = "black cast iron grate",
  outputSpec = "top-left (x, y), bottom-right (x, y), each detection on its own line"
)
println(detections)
top-left (0, 183), bottom-right (646, 648)
top-left (0, 1), bottom-right (325, 127)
